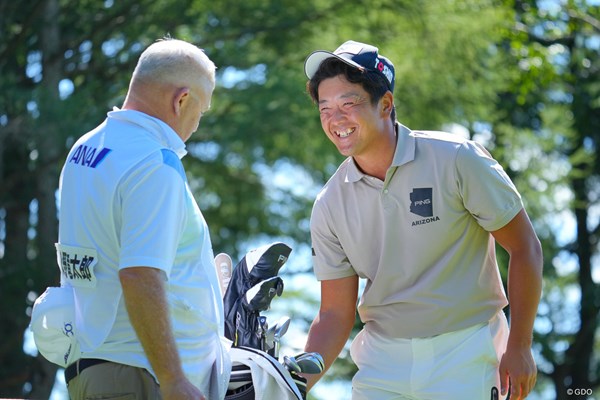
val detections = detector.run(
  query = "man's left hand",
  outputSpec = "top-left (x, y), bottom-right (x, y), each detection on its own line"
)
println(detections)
top-left (499, 343), bottom-right (537, 399)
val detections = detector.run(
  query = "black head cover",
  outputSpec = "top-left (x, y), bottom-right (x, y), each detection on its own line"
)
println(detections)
top-left (223, 242), bottom-right (292, 347)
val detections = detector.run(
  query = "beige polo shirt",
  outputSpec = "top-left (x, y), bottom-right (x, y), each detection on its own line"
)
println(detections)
top-left (310, 123), bottom-right (522, 338)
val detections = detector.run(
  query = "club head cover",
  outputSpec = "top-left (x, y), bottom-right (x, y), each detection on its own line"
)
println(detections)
top-left (243, 276), bottom-right (284, 312)
top-left (244, 242), bottom-right (292, 282)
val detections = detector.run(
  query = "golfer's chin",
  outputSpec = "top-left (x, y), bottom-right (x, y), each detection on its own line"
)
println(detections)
top-left (334, 144), bottom-right (355, 157)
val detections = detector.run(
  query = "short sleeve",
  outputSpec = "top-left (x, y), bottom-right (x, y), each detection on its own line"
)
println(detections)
top-left (455, 141), bottom-right (523, 232)
top-left (310, 195), bottom-right (357, 281)
top-left (117, 149), bottom-right (187, 275)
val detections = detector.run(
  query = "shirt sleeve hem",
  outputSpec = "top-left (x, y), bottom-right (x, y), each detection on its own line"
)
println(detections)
top-left (484, 202), bottom-right (523, 232)
top-left (119, 257), bottom-right (171, 275)
top-left (314, 269), bottom-right (357, 281)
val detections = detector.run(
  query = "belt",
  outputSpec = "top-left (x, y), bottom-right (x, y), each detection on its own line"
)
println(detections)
top-left (65, 358), bottom-right (109, 385)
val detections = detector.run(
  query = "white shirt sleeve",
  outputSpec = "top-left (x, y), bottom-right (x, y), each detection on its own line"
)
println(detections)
top-left (117, 150), bottom-right (187, 276)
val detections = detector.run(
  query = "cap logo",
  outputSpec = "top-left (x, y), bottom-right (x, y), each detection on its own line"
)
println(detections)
top-left (63, 322), bottom-right (75, 337)
top-left (374, 57), bottom-right (393, 87)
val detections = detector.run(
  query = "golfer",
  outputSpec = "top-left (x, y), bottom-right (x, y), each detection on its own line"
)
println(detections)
top-left (301, 40), bottom-right (543, 400)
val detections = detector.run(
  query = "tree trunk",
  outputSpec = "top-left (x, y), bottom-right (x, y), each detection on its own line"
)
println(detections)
top-left (27, 0), bottom-right (63, 398)
top-left (548, 18), bottom-right (600, 394)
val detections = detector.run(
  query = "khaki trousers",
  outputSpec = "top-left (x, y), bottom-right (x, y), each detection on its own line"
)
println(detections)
top-left (67, 361), bottom-right (161, 400)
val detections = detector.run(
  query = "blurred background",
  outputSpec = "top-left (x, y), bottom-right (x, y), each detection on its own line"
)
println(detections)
top-left (1, 0), bottom-right (598, 399)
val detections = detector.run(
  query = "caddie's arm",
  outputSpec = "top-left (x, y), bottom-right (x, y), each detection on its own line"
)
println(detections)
top-left (303, 275), bottom-right (359, 391)
top-left (120, 266), bottom-right (205, 400)
top-left (491, 208), bottom-right (543, 400)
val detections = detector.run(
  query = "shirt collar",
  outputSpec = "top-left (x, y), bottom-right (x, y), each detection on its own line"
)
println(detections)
top-left (107, 107), bottom-right (188, 159)
top-left (345, 158), bottom-right (363, 183)
top-left (391, 122), bottom-right (415, 167)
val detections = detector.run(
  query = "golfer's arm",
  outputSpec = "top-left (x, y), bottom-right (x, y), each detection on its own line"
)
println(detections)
top-left (119, 266), bottom-right (186, 385)
top-left (492, 209), bottom-right (543, 347)
top-left (304, 275), bottom-right (359, 391)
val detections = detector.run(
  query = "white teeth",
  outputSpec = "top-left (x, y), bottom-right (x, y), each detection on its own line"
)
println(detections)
top-left (336, 128), bottom-right (354, 138)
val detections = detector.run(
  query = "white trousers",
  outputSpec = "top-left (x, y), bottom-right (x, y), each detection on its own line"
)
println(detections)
top-left (350, 312), bottom-right (509, 400)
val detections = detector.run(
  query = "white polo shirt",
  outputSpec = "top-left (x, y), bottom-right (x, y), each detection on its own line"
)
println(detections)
top-left (311, 123), bottom-right (522, 338)
top-left (57, 109), bottom-right (229, 395)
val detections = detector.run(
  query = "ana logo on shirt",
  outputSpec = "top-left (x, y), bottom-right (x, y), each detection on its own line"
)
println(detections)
top-left (68, 145), bottom-right (112, 168)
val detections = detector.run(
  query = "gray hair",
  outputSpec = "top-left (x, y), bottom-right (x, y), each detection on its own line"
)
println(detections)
top-left (132, 38), bottom-right (216, 92)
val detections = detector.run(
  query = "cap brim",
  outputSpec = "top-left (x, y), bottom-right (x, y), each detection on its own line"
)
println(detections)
top-left (304, 50), bottom-right (365, 79)
top-left (30, 286), bottom-right (81, 367)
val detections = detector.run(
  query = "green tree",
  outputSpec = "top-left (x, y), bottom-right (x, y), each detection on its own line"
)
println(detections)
top-left (490, 1), bottom-right (600, 398)
top-left (1, 0), bottom-right (597, 399)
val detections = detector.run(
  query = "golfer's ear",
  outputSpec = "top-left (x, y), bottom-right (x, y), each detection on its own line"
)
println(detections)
top-left (173, 87), bottom-right (190, 115)
top-left (380, 91), bottom-right (394, 117)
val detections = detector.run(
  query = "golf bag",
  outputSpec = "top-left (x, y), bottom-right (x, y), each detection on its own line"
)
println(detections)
top-left (226, 346), bottom-right (305, 400)
top-left (221, 242), bottom-right (306, 400)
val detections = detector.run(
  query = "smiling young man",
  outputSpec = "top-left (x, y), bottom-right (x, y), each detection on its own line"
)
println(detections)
top-left (302, 40), bottom-right (543, 400)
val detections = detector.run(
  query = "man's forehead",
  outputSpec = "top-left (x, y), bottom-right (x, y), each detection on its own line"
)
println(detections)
top-left (318, 91), bottom-right (366, 104)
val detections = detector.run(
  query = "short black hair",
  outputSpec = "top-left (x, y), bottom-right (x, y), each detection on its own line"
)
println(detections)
top-left (306, 58), bottom-right (396, 122)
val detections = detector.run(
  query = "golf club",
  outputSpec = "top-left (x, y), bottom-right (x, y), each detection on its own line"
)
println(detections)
top-left (265, 324), bottom-right (277, 352)
top-left (257, 316), bottom-right (268, 351)
top-left (214, 253), bottom-right (232, 295)
top-left (295, 352), bottom-right (324, 374)
top-left (273, 316), bottom-right (291, 359)
top-left (283, 355), bottom-right (301, 373)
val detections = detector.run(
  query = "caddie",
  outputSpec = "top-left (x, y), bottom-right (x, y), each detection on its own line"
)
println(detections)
top-left (32, 38), bottom-right (230, 400)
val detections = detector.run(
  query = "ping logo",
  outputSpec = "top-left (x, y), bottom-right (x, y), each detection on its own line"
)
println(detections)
top-left (410, 188), bottom-right (433, 217)
top-left (410, 187), bottom-right (440, 226)
top-left (277, 255), bottom-right (288, 264)
top-left (69, 145), bottom-right (112, 168)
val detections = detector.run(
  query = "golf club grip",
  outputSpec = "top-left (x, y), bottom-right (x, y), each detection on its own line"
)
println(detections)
top-left (289, 372), bottom-right (307, 400)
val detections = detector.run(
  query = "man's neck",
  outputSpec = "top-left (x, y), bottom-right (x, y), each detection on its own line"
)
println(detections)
top-left (353, 123), bottom-right (397, 180)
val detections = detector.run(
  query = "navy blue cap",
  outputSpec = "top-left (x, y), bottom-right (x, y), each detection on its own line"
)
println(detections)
top-left (304, 40), bottom-right (395, 92)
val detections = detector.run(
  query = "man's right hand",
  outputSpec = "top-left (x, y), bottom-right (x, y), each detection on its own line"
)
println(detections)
top-left (303, 275), bottom-right (359, 391)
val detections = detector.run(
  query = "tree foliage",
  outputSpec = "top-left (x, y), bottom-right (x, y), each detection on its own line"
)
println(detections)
top-left (0, 0), bottom-right (598, 399)
top-left (491, 1), bottom-right (600, 397)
